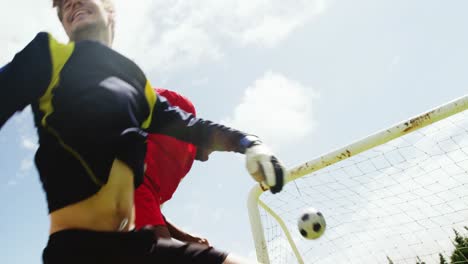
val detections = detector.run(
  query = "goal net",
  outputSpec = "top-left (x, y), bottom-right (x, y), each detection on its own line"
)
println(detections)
top-left (248, 95), bottom-right (468, 264)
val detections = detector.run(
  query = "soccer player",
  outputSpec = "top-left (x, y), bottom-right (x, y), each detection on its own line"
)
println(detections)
top-left (135, 88), bottom-right (209, 245)
top-left (0, 0), bottom-right (286, 263)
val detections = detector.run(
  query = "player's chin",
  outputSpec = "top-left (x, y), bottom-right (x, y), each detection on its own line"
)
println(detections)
top-left (71, 19), bottom-right (100, 35)
top-left (72, 19), bottom-right (93, 30)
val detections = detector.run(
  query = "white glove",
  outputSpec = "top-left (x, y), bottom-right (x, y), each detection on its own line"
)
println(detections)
top-left (245, 144), bottom-right (286, 194)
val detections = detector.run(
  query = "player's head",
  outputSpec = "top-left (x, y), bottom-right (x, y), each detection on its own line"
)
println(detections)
top-left (53, 0), bottom-right (115, 46)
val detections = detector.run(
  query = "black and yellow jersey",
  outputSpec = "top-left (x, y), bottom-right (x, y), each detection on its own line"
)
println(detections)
top-left (0, 33), bottom-right (253, 212)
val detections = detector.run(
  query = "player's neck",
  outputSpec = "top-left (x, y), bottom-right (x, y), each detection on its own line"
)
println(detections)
top-left (70, 26), bottom-right (112, 47)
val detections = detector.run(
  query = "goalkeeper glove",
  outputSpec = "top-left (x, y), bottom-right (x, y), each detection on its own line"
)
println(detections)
top-left (242, 136), bottom-right (286, 194)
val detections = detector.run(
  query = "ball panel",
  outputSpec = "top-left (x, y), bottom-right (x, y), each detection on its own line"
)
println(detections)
top-left (313, 223), bottom-right (321, 232)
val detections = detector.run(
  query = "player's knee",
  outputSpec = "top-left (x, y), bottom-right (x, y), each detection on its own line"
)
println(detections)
top-left (140, 225), bottom-right (171, 239)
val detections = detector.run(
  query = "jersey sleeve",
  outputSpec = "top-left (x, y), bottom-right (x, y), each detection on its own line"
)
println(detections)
top-left (0, 33), bottom-right (52, 129)
top-left (155, 88), bottom-right (196, 116)
top-left (145, 94), bottom-right (255, 154)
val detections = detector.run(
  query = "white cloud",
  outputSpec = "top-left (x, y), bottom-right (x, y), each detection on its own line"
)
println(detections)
top-left (0, 1), bottom-right (66, 65)
top-left (13, 107), bottom-right (39, 151)
top-left (113, 0), bottom-right (327, 73)
top-left (1, 1), bottom-right (326, 73)
top-left (19, 159), bottom-right (34, 173)
top-left (4, 107), bottom-right (38, 186)
top-left (211, 207), bottom-right (226, 223)
top-left (222, 72), bottom-right (318, 150)
top-left (7, 180), bottom-right (17, 186)
top-left (389, 55), bottom-right (401, 73)
top-left (233, 0), bottom-right (327, 47)
top-left (21, 136), bottom-right (38, 151)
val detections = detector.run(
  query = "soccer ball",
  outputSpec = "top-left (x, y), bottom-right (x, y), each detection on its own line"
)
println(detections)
top-left (297, 208), bottom-right (326, 239)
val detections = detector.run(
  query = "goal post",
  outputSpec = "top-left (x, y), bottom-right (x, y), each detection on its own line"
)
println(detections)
top-left (249, 185), bottom-right (305, 264)
top-left (247, 95), bottom-right (468, 264)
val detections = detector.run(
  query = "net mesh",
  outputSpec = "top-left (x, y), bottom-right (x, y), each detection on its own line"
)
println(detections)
top-left (258, 110), bottom-right (468, 264)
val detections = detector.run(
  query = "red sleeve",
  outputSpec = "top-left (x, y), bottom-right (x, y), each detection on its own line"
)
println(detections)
top-left (134, 182), bottom-right (166, 228)
top-left (155, 88), bottom-right (196, 115)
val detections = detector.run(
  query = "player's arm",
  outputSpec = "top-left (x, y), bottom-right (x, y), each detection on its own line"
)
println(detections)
top-left (147, 95), bottom-right (250, 154)
top-left (0, 33), bottom-right (52, 129)
top-left (145, 95), bottom-right (287, 194)
top-left (163, 216), bottom-right (210, 246)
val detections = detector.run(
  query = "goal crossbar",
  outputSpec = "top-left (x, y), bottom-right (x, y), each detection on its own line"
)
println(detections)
top-left (287, 95), bottom-right (468, 184)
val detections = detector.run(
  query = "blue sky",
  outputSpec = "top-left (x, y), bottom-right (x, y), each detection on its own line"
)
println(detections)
top-left (0, 0), bottom-right (467, 263)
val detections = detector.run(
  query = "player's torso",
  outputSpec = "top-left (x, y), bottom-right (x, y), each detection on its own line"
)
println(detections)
top-left (36, 40), bottom-right (151, 139)
top-left (144, 89), bottom-right (197, 203)
top-left (26, 35), bottom-right (153, 232)
top-left (145, 134), bottom-right (197, 202)
top-left (33, 38), bottom-right (150, 233)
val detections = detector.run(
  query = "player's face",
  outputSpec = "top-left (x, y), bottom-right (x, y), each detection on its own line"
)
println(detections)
top-left (60, 0), bottom-right (111, 41)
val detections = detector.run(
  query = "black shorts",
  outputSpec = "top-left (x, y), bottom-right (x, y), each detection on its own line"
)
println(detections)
top-left (42, 229), bottom-right (228, 264)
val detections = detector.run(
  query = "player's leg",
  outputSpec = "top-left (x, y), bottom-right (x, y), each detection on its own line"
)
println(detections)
top-left (43, 228), bottom-right (258, 264)
top-left (146, 237), bottom-right (263, 264)
top-left (141, 224), bottom-right (171, 239)
top-left (146, 237), bottom-right (228, 263)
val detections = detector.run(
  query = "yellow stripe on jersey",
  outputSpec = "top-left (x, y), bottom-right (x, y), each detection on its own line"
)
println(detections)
top-left (39, 34), bottom-right (75, 127)
top-left (46, 126), bottom-right (104, 186)
top-left (141, 80), bottom-right (157, 129)
top-left (38, 34), bottom-right (104, 186)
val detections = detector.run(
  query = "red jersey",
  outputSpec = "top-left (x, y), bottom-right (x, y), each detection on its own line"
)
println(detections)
top-left (134, 88), bottom-right (197, 228)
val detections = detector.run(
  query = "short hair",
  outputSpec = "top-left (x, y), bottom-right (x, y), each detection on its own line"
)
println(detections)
top-left (52, 0), bottom-right (115, 41)
top-left (52, 0), bottom-right (115, 22)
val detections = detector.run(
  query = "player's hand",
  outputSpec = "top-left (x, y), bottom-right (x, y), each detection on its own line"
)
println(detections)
top-left (245, 144), bottom-right (286, 194)
top-left (195, 147), bottom-right (212, 162)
